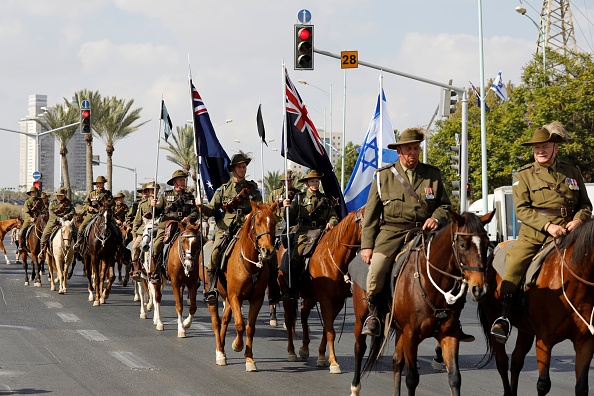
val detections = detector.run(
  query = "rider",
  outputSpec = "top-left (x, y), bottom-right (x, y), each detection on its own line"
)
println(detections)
top-left (268, 170), bottom-right (299, 221)
top-left (123, 186), bottom-right (144, 247)
top-left (490, 122), bottom-right (592, 343)
top-left (359, 128), bottom-right (451, 337)
top-left (281, 169), bottom-right (338, 298)
top-left (38, 187), bottom-right (75, 258)
top-left (113, 192), bottom-right (129, 227)
top-left (150, 170), bottom-right (198, 284)
top-left (40, 192), bottom-right (50, 215)
top-left (74, 175), bottom-right (113, 251)
top-left (130, 182), bottom-right (159, 281)
top-left (17, 186), bottom-right (45, 253)
top-left (199, 152), bottom-right (271, 305)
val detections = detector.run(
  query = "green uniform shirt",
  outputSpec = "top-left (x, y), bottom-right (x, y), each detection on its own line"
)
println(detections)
top-left (132, 198), bottom-right (151, 236)
top-left (125, 199), bottom-right (140, 226)
top-left (153, 189), bottom-right (198, 229)
top-left (113, 202), bottom-right (129, 222)
top-left (361, 161), bottom-right (451, 250)
top-left (202, 179), bottom-right (262, 231)
top-left (23, 196), bottom-right (44, 221)
top-left (83, 189), bottom-right (113, 214)
top-left (47, 198), bottom-right (75, 222)
top-left (513, 160), bottom-right (592, 244)
top-left (285, 190), bottom-right (339, 229)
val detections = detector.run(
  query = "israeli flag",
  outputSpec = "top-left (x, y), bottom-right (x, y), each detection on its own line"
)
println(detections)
top-left (490, 71), bottom-right (508, 101)
top-left (343, 78), bottom-right (398, 212)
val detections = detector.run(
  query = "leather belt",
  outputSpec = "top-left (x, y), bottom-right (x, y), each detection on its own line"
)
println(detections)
top-left (301, 221), bottom-right (324, 229)
top-left (382, 221), bottom-right (422, 230)
top-left (535, 207), bottom-right (574, 218)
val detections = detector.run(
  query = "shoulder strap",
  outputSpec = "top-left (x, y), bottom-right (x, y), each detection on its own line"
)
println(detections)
top-left (531, 168), bottom-right (574, 209)
top-left (390, 167), bottom-right (429, 213)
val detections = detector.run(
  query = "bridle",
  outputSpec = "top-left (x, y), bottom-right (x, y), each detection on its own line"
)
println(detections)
top-left (176, 227), bottom-right (201, 276)
top-left (241, 209), bottom-right (275, 269)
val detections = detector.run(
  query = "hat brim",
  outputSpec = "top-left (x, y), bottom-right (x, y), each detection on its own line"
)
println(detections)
top-left (521, 136), bottom-right (564, 146)
top-left (228, 158), bottom-right (252, 172)
top-left (387, 139), bottom-right (424, 149)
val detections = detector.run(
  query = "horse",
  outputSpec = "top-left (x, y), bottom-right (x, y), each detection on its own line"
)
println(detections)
top-left (151, 221), bottom-right (202, 336)
top-left (19, 213), bottom-right (48, 287)
top-left (350, 210), bottom-right (494, 396)
top-left (200, 201), bottom-right (277, 371)
top-left (115, 223), bottom-right (131, 286)
top-left (67, 212), bottom-right (84, 280)
top-left (276, 207), bottom-right (364, 373)
top-left (0, 217), bottom-right (23, 264)
top-left (44, 219), bottom-right (75, 294)
top-left (478, 218), bottom-right (594, 396)
top-left (133, 221), bottom-right (155, 319)
top-left (83, 201), bottom-right (119, 306)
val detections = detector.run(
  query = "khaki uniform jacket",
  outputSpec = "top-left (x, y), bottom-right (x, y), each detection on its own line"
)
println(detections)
top-left (83, 189), bottom-right (113, 214)
top-left (132, 198), bottom-right (151, 236)
top-left (125, 199), bottom-right (140, 227)
top-left (48, 198), bottom-right (75, 222)
top-left (113, 202), bottom-right (129, 223)
top-left (285, 190), bottom-right (339, 230)
top-left (153, 190), bottom-right (198, 230)
top-left (23, 196), bottom-right (44, 222)
top-left (361, 161), bottom-right (451, 251)
top-left (202, 180), bottom-right (262, 231)
top-left (513, 160), bottom-right (592, 244)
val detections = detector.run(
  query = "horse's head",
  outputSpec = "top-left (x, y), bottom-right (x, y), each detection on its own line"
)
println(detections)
top-left (449, 208), bottom-right (495, 302)
top-left (178, 222), bottom-right (202, 276)
top-left (60, 219), bottom-right (75, 251)
top-left (245, 201), bottom-right (277, 264)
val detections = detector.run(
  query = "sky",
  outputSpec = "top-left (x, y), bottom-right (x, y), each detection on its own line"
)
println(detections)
top-left (0, 0), bottom-right (593, 194)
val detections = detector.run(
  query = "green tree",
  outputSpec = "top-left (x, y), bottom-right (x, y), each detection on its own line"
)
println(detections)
top-left (264, 170), bottom-right (281, 200)
top-left (161, 124), bottom-right (199, 195)
top-left (333, 142), bottom-right (360, 190)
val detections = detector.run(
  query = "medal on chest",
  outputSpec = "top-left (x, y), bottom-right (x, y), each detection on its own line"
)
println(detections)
top-left (567, 178), bottom-right (579, 190)
top-left (425, 187), bottom-right (435, 200)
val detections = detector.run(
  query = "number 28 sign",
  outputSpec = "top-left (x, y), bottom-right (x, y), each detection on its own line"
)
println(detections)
top-left (341, 51), bottom-right (358, 69)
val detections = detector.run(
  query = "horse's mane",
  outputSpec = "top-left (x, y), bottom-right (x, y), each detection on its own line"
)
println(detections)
top-left (317, 209), bottom-right (360, 252)
top-left (559, 217), bottom-right (594, 271)
top-left (460, 211), bottom-right (485, 233)
top-left (240, 202), bottom-right (275, 237)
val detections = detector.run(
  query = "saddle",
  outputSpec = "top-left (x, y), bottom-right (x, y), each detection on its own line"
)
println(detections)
top-left (47, 225), bottom-right (61, 256)
top-left (218, 227), bottom-right (240, 272)
top-left (491, 240), bottom-right (556, 289)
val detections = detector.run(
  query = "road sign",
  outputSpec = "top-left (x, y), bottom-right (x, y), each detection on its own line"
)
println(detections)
top-left (81, 100), bottom-right (90, 110)
top-left (297, 9), bottom-right (311, 24)
top-left (32, 171), bottom-right (42, 181)
top-left (341, 51), bottom-right (358, 69)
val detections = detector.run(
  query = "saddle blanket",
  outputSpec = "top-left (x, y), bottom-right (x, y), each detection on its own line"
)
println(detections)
top-left (491, 240), bottom-right (555, 288)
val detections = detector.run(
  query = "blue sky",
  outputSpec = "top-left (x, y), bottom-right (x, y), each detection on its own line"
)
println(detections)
top-left (0, 0), bottom-right (592, 193)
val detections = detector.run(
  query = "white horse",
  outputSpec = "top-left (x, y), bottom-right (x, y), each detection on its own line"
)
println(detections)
top-left (134, 221), bottom-right (156, 320)
top-left (45, 220), bottom-right (75, 294)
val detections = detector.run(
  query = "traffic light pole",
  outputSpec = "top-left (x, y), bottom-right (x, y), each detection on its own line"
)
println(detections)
top-left (313, 48), bottom-right (469, 212)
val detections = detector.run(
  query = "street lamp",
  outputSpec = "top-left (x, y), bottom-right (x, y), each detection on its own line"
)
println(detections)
top-left (297, 80), bottom-right (332, 153)
top-left (515, 6), bottom-right (546, 75)
top-left (214, 119), bottom-right (233, 128)
top-left (92, 158), bottom-right (137, 201)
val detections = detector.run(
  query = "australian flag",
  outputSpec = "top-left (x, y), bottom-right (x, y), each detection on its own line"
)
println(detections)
top-left (281, 68), bottom-right (347, 219)
top-left (191, 79), bottom-right (230, 202)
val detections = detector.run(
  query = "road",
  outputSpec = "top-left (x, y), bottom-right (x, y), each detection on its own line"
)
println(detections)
top-left (0, 237), bottom-right (590, 395)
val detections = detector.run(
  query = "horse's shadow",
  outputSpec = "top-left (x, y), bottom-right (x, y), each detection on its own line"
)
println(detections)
top-left (0, 389), bottom-right (51, 395)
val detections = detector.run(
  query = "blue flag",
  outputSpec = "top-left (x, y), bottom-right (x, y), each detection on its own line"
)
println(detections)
top-left (191, 80), bottom-right (230, 201)
top-left (469, 81), bottom-right (490, 112)
top-left (490, 71), bottom-right (508, 101)
top-left (343, 83), bottom-right (398, 212)
top-left (281, 68), bottom-right (347, 219)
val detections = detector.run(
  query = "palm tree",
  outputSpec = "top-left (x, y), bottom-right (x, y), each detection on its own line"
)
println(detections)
top-left (35, 100), bottom-right (79, 198)
top-left (161, 124), bottom-right (198, 195)
top-left (73, 89), bottom-right (102, 191)
top-left (93, 96), bottom-right (148, 191)
top-left (264, 170), bottom-right (282, 199)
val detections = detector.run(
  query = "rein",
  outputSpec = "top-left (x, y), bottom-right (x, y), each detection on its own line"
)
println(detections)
top-left (239, 208), bottom-right (275, 284)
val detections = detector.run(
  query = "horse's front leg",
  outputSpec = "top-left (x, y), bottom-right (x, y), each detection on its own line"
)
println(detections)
top-left (229, 295), bottom-right (246, 353)
top-left (150, 282), bottom-right (164, 331)
top-left (535, 338), bottom-right (553, 396)
top-left (47, 257), bottom-right (56, 292)
top-left (299, 298), bottom-right (314, 362)
top-left (350, 286), bottom-right (368, 396)
top-left (318, 296), bottom-right (344, 373)
top-left (92, 258), bottom-right (101, 306)
top-left (32, 255), bottom-right (42, 287)
top-left (21, 253), bottom-right (29, 286)
top-left (172, 280), bottom-right (186, 337)
top-left (0, 240), bottom-right (10, 264)
top-left (440, 334), bottom-right (461, 396)
top-left (283, 298), bottom-right (298, 362)
top-left (182, 277), bottom-right (198, 330)
top-left (244, 294), bottom-right (265, 372)
top-left (84, 257), bottom-right (94, 302)
top-left (393, 331), bottom-right (405, 396)
top-left (137, 280), bottom-right (148, 319)
top-left (208, 298), bottom-right (227, 366)
top-left (510, 331), bottom-right (535, 395)
top-left (574, 335), bottom-right (594, 396)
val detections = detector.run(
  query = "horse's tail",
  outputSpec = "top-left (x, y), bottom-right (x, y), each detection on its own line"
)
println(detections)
top-left (477, 301), bottom-right (495, 368)
top-left (362, 321), bottom-right (392, 374)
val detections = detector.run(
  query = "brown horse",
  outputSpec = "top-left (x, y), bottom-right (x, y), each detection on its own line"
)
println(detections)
top-left (478, 218), bottom-right (594, 396)
top-left (277, 207), bottom-right (364, 373)
top-left (0, 217), bottom-right (23, 264)
top-left (83, 202), bottom-right (119, 306)
top-left (20, 214), bottom-right (48, 287)
top-left (115, 223), bottom-right (131, 286)
top-left (351, 210), bottom-right (494, 396)
top-left (201, 201), bottom-right (277, 371)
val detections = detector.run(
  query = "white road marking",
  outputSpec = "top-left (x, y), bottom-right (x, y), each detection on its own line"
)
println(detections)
top-left (110, 352), bottom-right (155, 370)
top-left (0, 324), bottom-right (36, 331)
top-left (44, 301), bottom-right (62, 309)
top-left (56, 313), bottom-right (80, 322)
top-left (34, 291), bottom-right (51, 298)
top-left (77, 330), bottom-right (108, 342)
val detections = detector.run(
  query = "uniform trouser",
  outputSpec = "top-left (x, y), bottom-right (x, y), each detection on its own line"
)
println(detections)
top-left (40, 218), bottom-right (60, 247)
top-left (78, 214), bottom-right (94, 235)
top-left (19, 219), bottom-right (32, 242)
top-left (153, 227), bottom-right (165, 258)
top-left (500, 238), bottom-right (543, 296)
top-left (131, 235), bottom-right (142, 262)
top-left (366, 232), bottom-right (407, 296)
top-left (210, 229), bottom-right (225, 271)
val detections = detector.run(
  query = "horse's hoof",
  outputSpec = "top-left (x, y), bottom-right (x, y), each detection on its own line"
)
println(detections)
top-left (350, 384), bottom-right (361, 396)
top-left (59, 290), bottom-right (64, 295)
top-left (177, 330), bottom-right (186, 338)
top-left (245, 361), bottom-right (258, 372)
top-left (299, 347), bottom-right (309, 360)
top-left (123, 280), bottom-right (128, 287)
top-left (6, 261), bottom-right (10, 265)
top-left (50, 285), bottom-right (56, 291)
top-left (317, 357), bottom-right (329, 367)
top-left (156, 323), bottom-right (164, 331)
top-left (34, 281), bottom-right (41, 288)
top-left (88, 295), bottom-right (93, 302)
top-left (117, 280), bottom-right (123, 285)
top-left (40, 271), bottom-right (45, 275)
top-left (216, 351), bottom-right (227, 366)
top-left (147, 303), bottom-right (153, 312)
top-left (100, 298), bottom-right (105, 304)
top-left (288, 353), bottom-right (297, 362)
top-left (329, 364), bottom-right (342, 374)
top-left (134, 295), bottom-right (140, 302)
top-left (93, 301), bottom-right (100, 307)
top-left (232, 340), bottom-right (243, 352)
top-left (24, 281), bottom-right (29, 286)
top-left (269, 319), bottom-right (278, 327)
top-left (140, 312), bottom-right (147, 319)
top-left (432, 358), bottom-right (445, 371)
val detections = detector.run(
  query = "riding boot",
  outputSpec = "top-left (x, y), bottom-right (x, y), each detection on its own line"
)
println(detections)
top-left (267, 263), bottom-right (287, 305)
top-left (38, 243), bottom-right (46, 259)
top-left (490, 293), bottom-right (514, 344)
top-left (74, 230), bottom-right (84, 251)
top-left (361, 295), bottom-right (381, 337)
top-left (459, 324), bottom-right (475, 343)
top-left (205, 268), bottom-right (219, 306)
top-left (150, 255), bottom-right (162, 285)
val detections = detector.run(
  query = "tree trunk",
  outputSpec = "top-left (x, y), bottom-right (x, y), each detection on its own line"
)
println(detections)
top-left (60, 144), bottom-right (72, 200)
top-left (85, 134), bottom-right (94, 192)
top-left (106, 142), bottom-right (114, 192)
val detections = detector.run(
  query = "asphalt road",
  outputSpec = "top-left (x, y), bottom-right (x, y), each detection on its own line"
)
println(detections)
top-left (0, 236), bottom-right (590, 395)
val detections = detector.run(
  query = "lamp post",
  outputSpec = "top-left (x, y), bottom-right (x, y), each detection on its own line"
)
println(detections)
top-left (214, 119), bottom-right (233, 128)
top-left (297, 80), bottom-right (332, 154)
top-left (515, 6), bottom-right (546, 75)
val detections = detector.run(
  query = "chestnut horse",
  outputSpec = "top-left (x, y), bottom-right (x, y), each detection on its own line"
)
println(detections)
top-left (201, 201), bottom-right (277, 371)
top-left (277, 207), bottom-right (364, 374)
top-left (478, 217), bottom-right (594, 396)
top-left (0, 217), bottom-right (23, 264)
top-left (151, 221), bottom-right (202, 337)
top-left (83, 202), bottom-right (119, 306)
top-left (44, 219), bottom-right (75, 294)
top-left (351, 211), bottom-right (494, 396)
top-left (20, 213), bottom-right (48, 287)
top-left (115, 224), bottom-right (131, 286)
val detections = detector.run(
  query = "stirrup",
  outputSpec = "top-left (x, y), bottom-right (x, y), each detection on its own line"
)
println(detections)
top-left (490, 316), bottom-right (511, 341)
top-left (361, 315), bottom-right (381, 337)
top-left (205, 290), bottom-right (218, 306)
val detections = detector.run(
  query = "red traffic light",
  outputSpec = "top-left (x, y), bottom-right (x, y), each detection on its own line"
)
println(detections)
top-left (33, 181), bottom-right (41, 189)
top-left (82, 110), bottom-right (90, 118)
top-left (298, 28), bottom-right (311, 40)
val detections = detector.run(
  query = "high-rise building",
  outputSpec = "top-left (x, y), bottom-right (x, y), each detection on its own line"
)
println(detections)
top-left (19, 95), bottom-right (54, 192)
top-left (64, 97), bottom-right (86, 192)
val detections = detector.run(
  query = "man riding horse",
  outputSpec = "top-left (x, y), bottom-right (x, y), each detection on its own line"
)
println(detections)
top-left (38, 187), bottom-right (75, 258)
top-left (149, 170), bottom-right (198, 285)
top-left (17, 186), bottom-right (46, 254)
top-left (113, 192), bottom-right (129, 227)
top-left (199, 152), bottom-right (283, 306)
top-left (130, 181), bottom-right (159, 280)
top-left (74, 175), bottom-right (114, 251)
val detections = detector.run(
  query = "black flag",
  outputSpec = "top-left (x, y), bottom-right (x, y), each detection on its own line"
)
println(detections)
top-left (256, 104), bottom-right (267, 146)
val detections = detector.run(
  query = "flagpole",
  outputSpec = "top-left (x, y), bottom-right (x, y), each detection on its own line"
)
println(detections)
top-left (341, 70), bottom-right (347, 192)
top-left (378, 74), bottom-right (383, 166)
top-left (148, 97), bottom-right (164, 275)
top-left (282, 63), bottom-right (292, 290)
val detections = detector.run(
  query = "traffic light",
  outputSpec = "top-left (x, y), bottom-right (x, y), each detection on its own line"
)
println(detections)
top-left (447, 90), bottom-right (458, 117)
top-left (80, 109), bottom-right (91, 134)
top-left (294, 24), bottom-right (314, 70)
top-left (449, 145), bottom-right (460, 175)
top-left (466, 183), bottom-right (471, 198)
top-left (452, 180), bottom-right (460, 197)
top-left (33, 181), bottom-right (42, 191)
